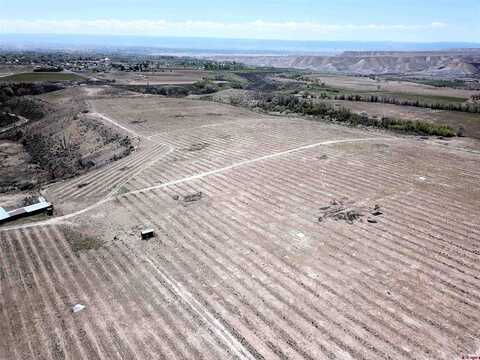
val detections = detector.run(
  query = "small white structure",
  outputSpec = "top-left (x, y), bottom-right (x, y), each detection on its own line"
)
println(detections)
top-left (141, 228), bottom-right (155, 240)
top-left (72, 304), bottom-right (86, 313)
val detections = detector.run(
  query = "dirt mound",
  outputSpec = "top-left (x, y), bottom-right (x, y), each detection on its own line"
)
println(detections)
top-left (184, 143), bottom-right (210, 152)
top-left (318, 199), bottom-right (383, 224)
top-left (183, 192), bottom-right (203, 203)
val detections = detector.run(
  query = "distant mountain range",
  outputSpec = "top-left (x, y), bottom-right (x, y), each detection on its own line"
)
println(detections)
top-left (208, 50), bottom-right (480, 77)
top-left (1, 34), bottom-right (479, 55)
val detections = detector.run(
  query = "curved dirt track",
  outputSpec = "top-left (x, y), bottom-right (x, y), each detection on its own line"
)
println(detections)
top-left (2, 136), bottom-right (394, 231)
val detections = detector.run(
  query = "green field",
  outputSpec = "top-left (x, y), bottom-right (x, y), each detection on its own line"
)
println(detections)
top-left (0, 72), bottom-right (86, 83)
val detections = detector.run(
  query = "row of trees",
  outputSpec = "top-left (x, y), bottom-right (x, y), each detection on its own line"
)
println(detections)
top-left (333, 94), bottom-right (480, 113)
top-left (203, 61), bottom-right (247, 71)
top-left (254, 94), bottom-right (456, 137)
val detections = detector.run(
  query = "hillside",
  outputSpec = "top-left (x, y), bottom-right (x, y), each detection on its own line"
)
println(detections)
top-left (209, 50), bottom-right (480, 77)
top-left (0, 86), bottom-right (136, 193)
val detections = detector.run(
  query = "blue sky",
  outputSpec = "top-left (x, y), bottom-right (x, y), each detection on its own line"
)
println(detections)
top-left (1, 0), bottom-right (479, 41)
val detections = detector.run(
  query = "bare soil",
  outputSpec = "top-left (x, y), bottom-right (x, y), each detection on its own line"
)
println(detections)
top-left (1, 92), bottom-right (480, 360)
top-left (90, 94), bottom-right (270, 135)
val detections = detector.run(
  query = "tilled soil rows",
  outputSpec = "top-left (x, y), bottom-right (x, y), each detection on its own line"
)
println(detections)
top-left (2, 95), bottom-right (480, 359)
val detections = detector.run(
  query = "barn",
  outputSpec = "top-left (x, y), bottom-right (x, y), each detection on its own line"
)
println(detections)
top-left (0, 197), bottom-right (53, 224)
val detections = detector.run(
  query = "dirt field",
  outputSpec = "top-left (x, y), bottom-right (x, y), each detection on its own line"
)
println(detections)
top-left (307, 74), bottom-right (477, 99)
top-left (1, 89), bottom-right (480, 359)
top-left (90, 95), bottom-right (270, 134)
top-left (93, 69), bottom-right (209, 85)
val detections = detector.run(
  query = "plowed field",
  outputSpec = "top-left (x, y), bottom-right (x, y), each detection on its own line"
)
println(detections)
top-left (2, 90), bottom-right (480, 360)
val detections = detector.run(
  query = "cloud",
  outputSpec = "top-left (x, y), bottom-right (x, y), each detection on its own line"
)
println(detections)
top-left (0, 19), bottom-right (448, 39)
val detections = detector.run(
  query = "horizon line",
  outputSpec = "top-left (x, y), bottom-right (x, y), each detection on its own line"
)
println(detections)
top-left (1, 33), bottom-right (480, 46)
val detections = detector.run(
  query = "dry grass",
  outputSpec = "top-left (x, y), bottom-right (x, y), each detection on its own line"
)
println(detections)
top-left (61, 225), bottom-right (104, 253)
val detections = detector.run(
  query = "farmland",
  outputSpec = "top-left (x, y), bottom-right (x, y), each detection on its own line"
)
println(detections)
top-left (92, 69), bottom-right (210, 85)
top-left (1, 87), bottom-right (480, 359)
top-left (305, 74), bottom-right (477, 99)
top-left (0, 72), bottom-right (86, 83)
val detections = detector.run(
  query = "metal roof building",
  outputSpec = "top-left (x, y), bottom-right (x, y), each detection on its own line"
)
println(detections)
top-left (0, 197), bottom-right (53, 224)
top-left (0, 207), bottom-right (9, 222)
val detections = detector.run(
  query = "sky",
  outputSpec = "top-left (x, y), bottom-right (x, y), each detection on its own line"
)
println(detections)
top-left (1, 0), bottom-right (479, 42)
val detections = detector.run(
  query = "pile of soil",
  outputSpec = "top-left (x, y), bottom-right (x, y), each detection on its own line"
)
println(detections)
top-left (184, 143), bottom-right (210, 152)
top-left (318, 199), bottom-right (383, 225)
top-left (183, 192), bottom-right (203, 203)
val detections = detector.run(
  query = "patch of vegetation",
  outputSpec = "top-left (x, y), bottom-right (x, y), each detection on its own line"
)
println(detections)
top-left (271, 75), bottom-right (471, 108)
top-left (235, 72), bottom-right (289, 92)
top-left (117, 186), bottom-right (129, 195)
top-left (0, 112), bottom-right (20, 127)
top-left (0, 82), bottom-right (64, 102)
top-left (206, 72), bottom-right (247, 88)
top-left (22, 195), bottom-right (40, 206)
top-left (33, 66), bottom-right (63, 73)
top-left (16, 115), bottom-right (133, 181)
top-left (22, 131), bottom-right (80, 180)
top-left (0, 72), bottom-right (85, 83)
top-left (203, 61), bottom-right (249, 71)
top-left (184, 142), bottom-right (210, 151)
top-left (384, 77), bottom-right (467, 89)
top-left (192, 80), bottom-right (220, 94)
top-left (125, 79), bottom-right (227, 97)
top-left (255, 94), bottom-right (456, 137)
top-left (61, 226), bottom-right (105, 254)
top-left (334, 93), bottom-right (478, 113)
top-left (0, 97), bottom-right (46, 121)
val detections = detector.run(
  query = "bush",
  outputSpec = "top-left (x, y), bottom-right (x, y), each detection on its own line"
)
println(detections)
top-left (192, 80), bottom-right (219, 94)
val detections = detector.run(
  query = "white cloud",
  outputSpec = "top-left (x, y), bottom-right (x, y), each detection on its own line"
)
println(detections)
top-left (0, 19), bottom-right (448, 39)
